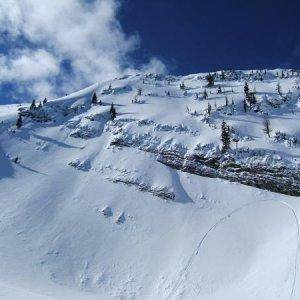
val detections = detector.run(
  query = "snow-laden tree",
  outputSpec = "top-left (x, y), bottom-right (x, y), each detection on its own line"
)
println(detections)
top-left (221, 120), bottom-right (231, 152)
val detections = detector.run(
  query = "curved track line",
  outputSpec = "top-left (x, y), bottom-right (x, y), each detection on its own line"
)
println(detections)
top-left (167, 200), bottom-right (300, 300)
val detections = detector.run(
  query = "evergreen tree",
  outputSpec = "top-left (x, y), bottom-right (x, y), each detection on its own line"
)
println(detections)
top-left (221, 120), bottom-right (231, 153)
top-left (217, 86), bottom-right (222, 94)
top-left (92, 92), bottom-right (98, 104)
top-left (276, 82), bottom-right (282, 95)
top-left (110, 103), bottom-right (116, 120)
top-left (43, 97), bottom-right (47, 104)
top-left (16, 114), bottom-right (22, 128)
top-left (137, 88), bottom-right (142, 96)
top-left (207, 102), bottom-right (212, 115)
top-left (109, 103), bottom-right (114, 113)
top-left (203, 89), bottom-right (208, 99)
top-left (38, 102), bottom-right (42, 109)
top-left (263, 118), bottom-right (272, 138)
top-left (12, 156), bottom-right (19, 163)
top-left (111, 108), bottom-right (116, 120)
top-left (30, 100), bottom-right (36, 110)
top-left (243, 99), bottom-right (247, 113)
top-left (205, 73), bottom-right (214, 87)
top-left (225, 96), bottom-right (229, 106)
top-left (244, 82), bottom-right (249, 95)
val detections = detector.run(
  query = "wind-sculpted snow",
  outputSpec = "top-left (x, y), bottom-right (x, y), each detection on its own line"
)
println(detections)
top-left (97, 165), bottom-right (176, 201)
top-left (1, 69), bottom-right (300, 299)
top-left (68, 112), bottom-right (110, 139)
top-left (68, 158), bottom-right (91, 171)
top-left (51, 83), bottom-right (99, 103)
top-left (111, 131), bottom-right (300, 195)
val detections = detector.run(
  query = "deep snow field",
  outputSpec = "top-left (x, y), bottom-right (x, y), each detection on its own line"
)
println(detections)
top-left (0, 69), bottom-right (300, 299)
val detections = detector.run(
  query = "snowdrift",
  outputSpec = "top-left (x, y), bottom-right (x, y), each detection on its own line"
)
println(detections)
top-left (0, 69), bottom-right (300, 299)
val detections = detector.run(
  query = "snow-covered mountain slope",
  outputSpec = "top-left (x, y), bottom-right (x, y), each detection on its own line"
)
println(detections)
top-left (0, 69), bottom-right (300, 299)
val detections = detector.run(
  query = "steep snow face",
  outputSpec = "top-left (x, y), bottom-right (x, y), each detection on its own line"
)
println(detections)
top-left (0, 69), bottom-right (300, 299)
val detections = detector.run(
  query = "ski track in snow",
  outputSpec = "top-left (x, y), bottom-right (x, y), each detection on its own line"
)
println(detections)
top-left (168, 200), bottom-right (300, 300)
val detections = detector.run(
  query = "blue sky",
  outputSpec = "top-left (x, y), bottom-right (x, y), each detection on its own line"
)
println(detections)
top-left (0, 0), bottom-right (299, 103)
top-left (119, 0), bottom-right (300, 74)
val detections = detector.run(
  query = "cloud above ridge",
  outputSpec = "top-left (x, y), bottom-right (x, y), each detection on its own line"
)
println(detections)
top-left (0, 0), bottom-right (166, 102)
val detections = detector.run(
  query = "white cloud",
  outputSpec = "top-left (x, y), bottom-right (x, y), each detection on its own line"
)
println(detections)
top-left (0, 0), bottom-right (166, 101)
top-left (141, 57), bottom-right (168, 75)
top-left (0, 49), bottom-right (59, 81)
